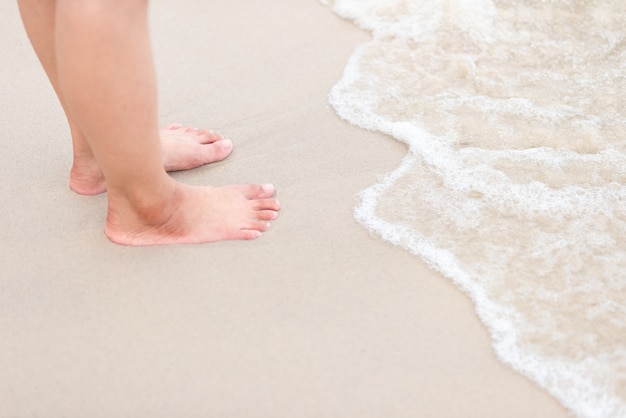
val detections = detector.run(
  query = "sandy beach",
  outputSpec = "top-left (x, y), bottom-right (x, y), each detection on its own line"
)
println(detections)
top-left (1, 1), bottom-right (569, 417)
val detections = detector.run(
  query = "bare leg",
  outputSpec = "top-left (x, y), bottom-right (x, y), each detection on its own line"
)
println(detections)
top-left (50, 0), bottom-right (278, 245)
top-left (18, 0), bottom-right (235, 196)
top-left (17, 0), bottom-right (106, 194)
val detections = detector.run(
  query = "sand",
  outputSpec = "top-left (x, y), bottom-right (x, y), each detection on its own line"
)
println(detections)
top-left (0, 0), bottom-right (569, 417)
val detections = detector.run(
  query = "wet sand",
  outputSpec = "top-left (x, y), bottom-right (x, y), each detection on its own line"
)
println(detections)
top-left (0, 1), bottom-right (568, 417)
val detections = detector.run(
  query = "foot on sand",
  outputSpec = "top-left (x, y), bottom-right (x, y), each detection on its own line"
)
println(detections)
top-left (160, 123), bottom-right (233, 171)
top-left (105, 182), bottom-right (281, 245)
top-left (69, 123), bottom-right (233, 195)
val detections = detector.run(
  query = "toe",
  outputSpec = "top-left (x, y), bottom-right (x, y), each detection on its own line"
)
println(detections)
top-left (239, 230), bottom-right (263, 240)
top-left (200, 139), bottom-right (232, 163)
top-left (256, 210), bottom-right (279, 221)
top-left (246, 221), bottom-right (272, 232)
top-left (237, 184), bottom-right (276, 199)
top-left (253, 198), bottom-right (281, 211)
top-left (197, 130), bottom-right (225, 144)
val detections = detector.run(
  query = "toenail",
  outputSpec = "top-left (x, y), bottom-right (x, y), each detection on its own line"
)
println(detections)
top-left (262, 184), bottom-right (274, 192)
top-left (220, 139), bottom-right (233, 149)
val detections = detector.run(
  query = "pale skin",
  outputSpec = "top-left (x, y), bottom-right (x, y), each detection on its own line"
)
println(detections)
top-left (17, 0), bottom-right (280, 245)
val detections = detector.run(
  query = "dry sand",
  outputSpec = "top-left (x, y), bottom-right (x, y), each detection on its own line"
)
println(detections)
top-left (0, 0), bottom-right (569, 417)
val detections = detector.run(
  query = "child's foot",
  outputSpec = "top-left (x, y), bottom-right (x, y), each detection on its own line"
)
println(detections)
top-left (160, 123), bottom-right (233, 171)
top-left (105, 181), bottom-right (281, 245)
top-left (69, 123), bottom-right (233, 195)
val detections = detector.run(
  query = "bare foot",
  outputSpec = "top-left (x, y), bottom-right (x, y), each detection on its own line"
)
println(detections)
top-left (160, 123), bottom-right (233, 171)
top-left (69, 123), bottom-right (234, 195)
top-left (105, 182), bottom-right (281, 246)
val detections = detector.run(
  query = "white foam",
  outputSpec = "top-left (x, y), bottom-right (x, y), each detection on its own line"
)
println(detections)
top-left (325, 0), bottom-right (626, 416)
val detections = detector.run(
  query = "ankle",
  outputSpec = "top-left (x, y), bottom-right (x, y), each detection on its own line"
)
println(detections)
top-left (69, 157), bottom-right (106, 195)
top-left (106, 177), bottom-right (181, 229)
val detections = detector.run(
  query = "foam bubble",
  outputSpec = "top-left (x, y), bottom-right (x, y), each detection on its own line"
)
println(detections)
top-left (326, 0), bottom-right (626, 416)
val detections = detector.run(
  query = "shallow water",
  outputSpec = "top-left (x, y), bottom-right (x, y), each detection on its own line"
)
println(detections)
top-left (324, 1), bottom-right (626, 416)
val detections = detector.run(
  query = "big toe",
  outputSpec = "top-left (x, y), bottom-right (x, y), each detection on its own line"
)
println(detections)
top-left (201, 139), bottom-right (233, 163)
top-left (196, 129), bottom-right (225, 144)
top-left (237, 183), bottom-right (277, 199)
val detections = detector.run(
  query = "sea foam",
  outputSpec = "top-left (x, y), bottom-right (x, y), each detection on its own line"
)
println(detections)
top-left (325, 1), bottom-right (626, 417)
